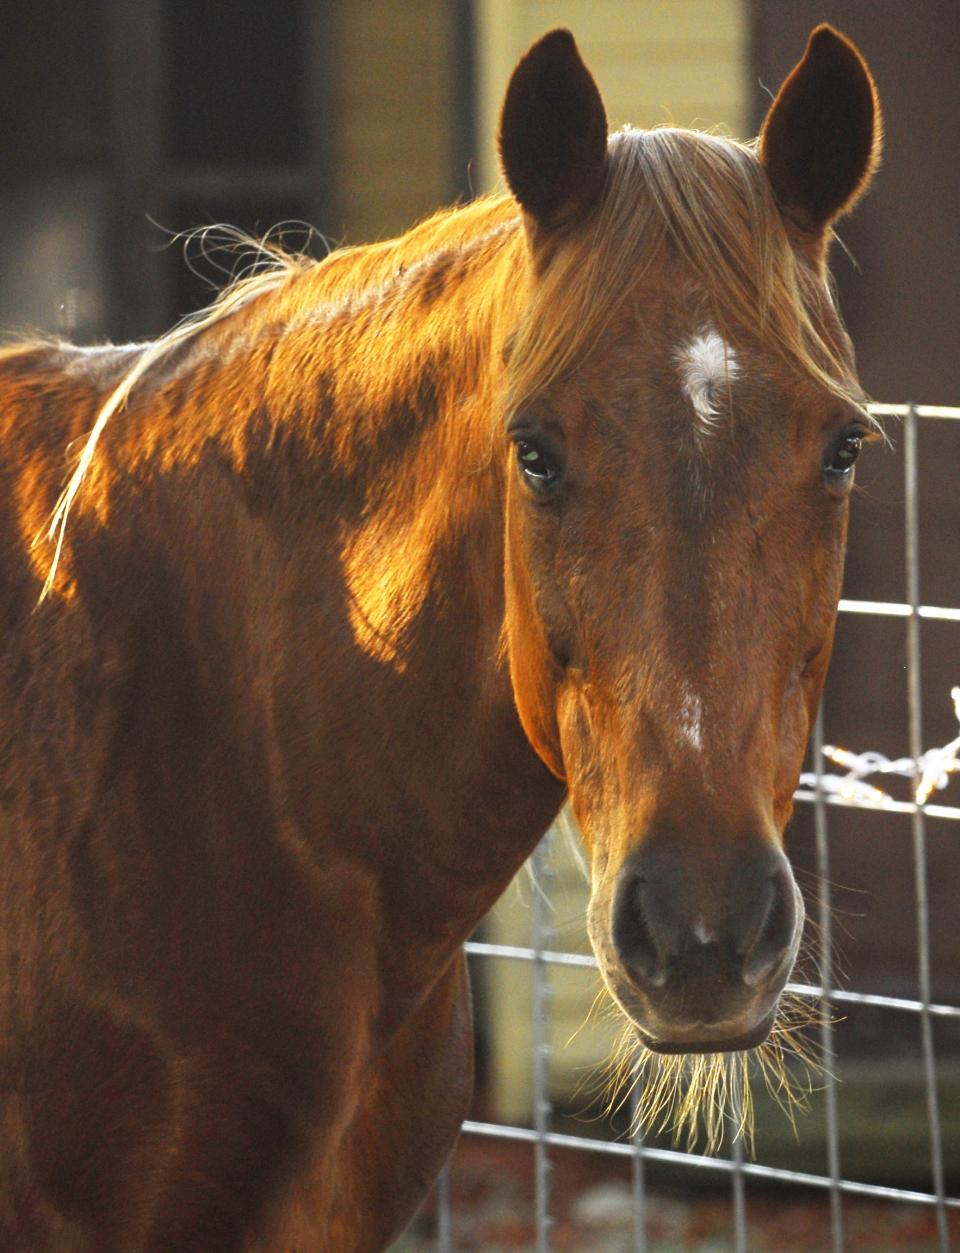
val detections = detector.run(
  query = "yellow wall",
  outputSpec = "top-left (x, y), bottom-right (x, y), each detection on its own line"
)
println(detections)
top-left (334, 0), bottom-right (747, 244)
top-left (481, 817), bottom-right (625, 1123)
top-left (475, 0), bottom-right (749, 192)
top-left (336, 0), bottom-right (458, 242)
top-left (474, 0), bottom-right (749, 1122)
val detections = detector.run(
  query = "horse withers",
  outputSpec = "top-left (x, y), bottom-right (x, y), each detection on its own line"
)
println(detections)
top-left (0, 24), bottom-right (880, 1251)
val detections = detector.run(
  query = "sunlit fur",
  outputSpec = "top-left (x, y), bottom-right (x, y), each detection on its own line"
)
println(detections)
top-left (30, 198), bottom-right (520, 598)
top-left (37, 231), bottom-right (308, 601)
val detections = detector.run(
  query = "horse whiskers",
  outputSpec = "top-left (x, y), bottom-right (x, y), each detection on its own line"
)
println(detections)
top-left (557, 913), bottom-right (834, 1152)
top-left (564, 984), bottom-right (616, 1055)
top-left (565, 987), bottom-right (632, 1113)
top-left (587, 990), bottom-right (825, 1156)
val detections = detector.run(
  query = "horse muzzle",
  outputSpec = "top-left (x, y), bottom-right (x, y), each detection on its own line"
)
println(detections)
top-left (595, 835), bottom-right (804, 1054)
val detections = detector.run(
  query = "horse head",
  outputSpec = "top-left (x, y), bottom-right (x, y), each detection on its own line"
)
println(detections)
top-left (499, 28), bottom-right (881, 1060)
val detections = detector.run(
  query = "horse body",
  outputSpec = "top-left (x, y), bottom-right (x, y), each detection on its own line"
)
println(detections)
top-left (0, 25), bottom-right (880, 1251)
top-left (0, 207), bottom-right (562, 1249)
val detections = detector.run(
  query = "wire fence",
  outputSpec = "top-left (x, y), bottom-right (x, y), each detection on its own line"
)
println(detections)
top-left (422, 402), bottom-right (960, 1252)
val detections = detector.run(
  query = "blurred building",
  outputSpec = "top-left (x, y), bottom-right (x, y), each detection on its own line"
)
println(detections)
top-left (0, 1), bottom-right (474, 341)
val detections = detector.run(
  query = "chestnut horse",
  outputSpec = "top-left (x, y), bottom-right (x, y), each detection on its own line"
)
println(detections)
top-left (0, 25), bottom-right (880, 1252)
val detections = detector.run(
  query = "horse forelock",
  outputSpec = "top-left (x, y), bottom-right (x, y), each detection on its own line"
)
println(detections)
top-left (504, 125), bottom-right (874, 424)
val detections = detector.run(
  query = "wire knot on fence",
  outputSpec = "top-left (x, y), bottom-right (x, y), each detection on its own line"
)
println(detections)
top-left (798, 685), bottom-right (960, 806)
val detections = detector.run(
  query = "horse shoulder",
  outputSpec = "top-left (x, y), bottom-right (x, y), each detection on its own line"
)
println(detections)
top-left (260, 954), bottom-right (473, 1252)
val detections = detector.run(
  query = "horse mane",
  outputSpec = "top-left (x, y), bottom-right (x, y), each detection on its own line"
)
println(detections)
top-left (37, 126), bottom-right (875, 600)
top-left (37, 201), bottom-right (521, 600)
top-left (505, 126), bottom-right (875, 421)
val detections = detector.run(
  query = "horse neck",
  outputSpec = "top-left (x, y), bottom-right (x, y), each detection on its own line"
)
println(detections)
top-left (153, 207), bottom-right (562, 957)
top-left (252, 211), bottom-right (566, 963)
top-left (0, 206), bottom-right (564, 1010)
top-left (271, 202), bottom-right (524, 622)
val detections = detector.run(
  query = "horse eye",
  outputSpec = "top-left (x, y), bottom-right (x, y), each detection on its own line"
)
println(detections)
top-left (515, 439), bottom-right (562, 494)
top-left (823, 427), bottom-right (865, 494)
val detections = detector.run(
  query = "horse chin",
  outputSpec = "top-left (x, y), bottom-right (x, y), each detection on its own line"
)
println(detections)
top-left (636, 1006), bottom-right (779, 1056)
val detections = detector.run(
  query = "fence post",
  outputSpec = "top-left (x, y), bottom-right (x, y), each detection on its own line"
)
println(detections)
top-left (904, 402), bottom-right (950, 1251)
top-left (532, 830), bottom-right (555, 1252)
top-left (813, 703), bottom-right (845, 1251)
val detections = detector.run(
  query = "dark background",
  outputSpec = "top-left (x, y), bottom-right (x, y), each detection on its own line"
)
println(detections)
top-left (0, 0), bottom-right (339, 340)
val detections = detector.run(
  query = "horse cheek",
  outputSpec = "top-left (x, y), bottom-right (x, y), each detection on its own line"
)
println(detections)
top-left (504, 533), bottom-right (566, 780)
top-left (505, 602), bottom-right (565, 780)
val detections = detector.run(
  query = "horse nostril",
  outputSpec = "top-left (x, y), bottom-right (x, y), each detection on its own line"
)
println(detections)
top-left (609, 840), bottom-right (802, 1004)
top-left (611, 873), bottom-right (667, 987)
top-left (741, 866), bottom-right (798, 987)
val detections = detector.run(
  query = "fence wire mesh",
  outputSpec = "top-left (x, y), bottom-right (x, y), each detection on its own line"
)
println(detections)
top-left (424, 402), bottom-right (960, 1252)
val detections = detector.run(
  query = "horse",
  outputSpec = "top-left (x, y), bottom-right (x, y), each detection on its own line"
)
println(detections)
top-left (0, 23), bottom-right (880, 1251)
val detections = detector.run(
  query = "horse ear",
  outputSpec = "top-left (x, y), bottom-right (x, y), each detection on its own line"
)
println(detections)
top-left (759, 24), bottom-right (881, 237)
top-left (498, 29), bottom-right (608, 234)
